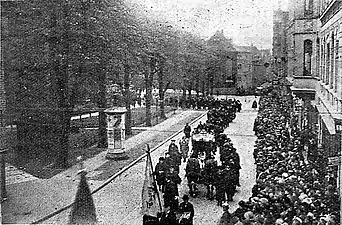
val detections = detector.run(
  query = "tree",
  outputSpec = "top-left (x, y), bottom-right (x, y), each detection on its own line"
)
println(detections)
top-left (3, 0), bottom-right (119, 168)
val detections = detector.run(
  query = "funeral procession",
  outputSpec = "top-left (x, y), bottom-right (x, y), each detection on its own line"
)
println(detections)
top-left (1, 0), bottom-right (342, 224)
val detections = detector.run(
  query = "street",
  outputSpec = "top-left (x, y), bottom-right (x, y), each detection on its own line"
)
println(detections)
top-left (46, 96), bottom-right (258, 225)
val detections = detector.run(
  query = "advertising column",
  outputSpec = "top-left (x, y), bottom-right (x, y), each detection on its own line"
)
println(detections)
top-left (105, 108), bottom-right (127, 160)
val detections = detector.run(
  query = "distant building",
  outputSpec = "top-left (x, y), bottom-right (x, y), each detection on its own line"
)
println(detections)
top-left (234, 45), bottom-right (270, 94)
top-left (206, 30), bottom-right (238, 94)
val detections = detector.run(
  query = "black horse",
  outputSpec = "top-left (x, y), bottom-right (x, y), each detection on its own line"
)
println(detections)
top-left (185, 153), bottom-right (218, 199)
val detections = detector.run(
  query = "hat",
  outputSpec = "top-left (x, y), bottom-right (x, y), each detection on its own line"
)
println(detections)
top-left (182, 194), bottom-right (189, 200)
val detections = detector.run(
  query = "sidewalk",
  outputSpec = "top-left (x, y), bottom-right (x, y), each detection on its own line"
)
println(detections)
top-left (2, 109), bottom-right (205, 224)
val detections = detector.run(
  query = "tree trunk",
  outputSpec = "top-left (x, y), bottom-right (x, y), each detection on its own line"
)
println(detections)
top-left (182, 86), bottom-right (186, 108)
top-left (97, 58), bottom-right (107, 148)
top-left (187, 82), bottom-right (192, 100)
top-left (124, 64), bottom-right (132, 135)
top-left (158, 58), bottom-right (168, 120)
top-left (145, 56), bottom-right (153, 127)
top-left (53, 2), bottom-right (70, 169)
top-left (196, 75), bottom-right (199, 100)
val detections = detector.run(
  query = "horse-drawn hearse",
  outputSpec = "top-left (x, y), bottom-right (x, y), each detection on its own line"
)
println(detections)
top-left (191, 130), bottom-right (215, 159)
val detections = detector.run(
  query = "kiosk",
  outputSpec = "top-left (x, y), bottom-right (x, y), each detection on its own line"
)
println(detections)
top-left (105, 108), bottom-right (128, 160)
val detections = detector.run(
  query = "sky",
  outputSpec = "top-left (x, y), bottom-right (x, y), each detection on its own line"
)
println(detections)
top-left (128, 0), bottom-right (288, 49)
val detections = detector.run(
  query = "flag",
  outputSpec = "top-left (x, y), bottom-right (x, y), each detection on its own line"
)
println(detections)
top-left (68, 170), bottom-right (97, 225)
top-left (141, 147), bottom-right (161, 217)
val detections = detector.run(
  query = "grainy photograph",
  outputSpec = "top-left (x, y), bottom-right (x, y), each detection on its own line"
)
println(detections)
top-left (0, 0), bottom-right (341, 224)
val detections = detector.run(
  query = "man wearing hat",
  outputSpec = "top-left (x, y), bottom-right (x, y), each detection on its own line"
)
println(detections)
top-left (154, 157), bottom-right (166, 192)
top-left (178, 195), bottom-right (194, 225)
top-left (168, 140), bottom-right (182, 172)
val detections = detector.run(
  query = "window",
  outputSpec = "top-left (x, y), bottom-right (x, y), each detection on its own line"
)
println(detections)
top-left (304, 0), bottom-right (314, 16)
top-left (304, 39), bottom-right (313, 76)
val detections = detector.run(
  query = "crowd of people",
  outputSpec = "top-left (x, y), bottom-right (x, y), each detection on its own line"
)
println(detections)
top-left (166, 96), bottom-right (242, 112)
top-left (214, 134), bottom-right (241, 205)
top-left (221, 92), bottom-right (340, 225)
top-left (151, 98), bottom-right (243, 225)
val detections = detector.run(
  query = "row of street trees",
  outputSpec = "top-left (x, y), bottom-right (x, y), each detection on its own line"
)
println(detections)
top-left (2, 0), bottom-right (231, 168)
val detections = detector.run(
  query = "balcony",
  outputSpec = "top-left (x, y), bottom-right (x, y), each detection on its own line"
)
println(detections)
top-left (289, 76), bottom-right (317, 100)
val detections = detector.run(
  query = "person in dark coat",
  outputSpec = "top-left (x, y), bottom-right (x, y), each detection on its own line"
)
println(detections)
top-left (154, 157), bottom-right (167, 192)
top-left (218, 202), bottom-right (231, 225)
top-left (166, 167), bottom-right (181, 187)
top-left (222, 165), bottom-right (237, 202)
top-left (163, 175), bottom-right (180, 211)
top-left (185, 157), bottom-right (201, 197)
top-left (143, 215), bottom-right (159, 225)
top-left (179, 137), bottom-right (190, 162)
top-left (164, 152), bottom-right (176, 172)
top-left (169, 140), bottom-right (179, 153)
top-left (159, 209), bottom-right (178, 225)
top-left (215, 167), bottom-right (226, 206)
top-left (230, 149), bottom-right (241, 187)
top-left (184, 123), bottom-right (191, 138)
top-left (168, 140), bottom-right (182, 172)
top-left (178, 195), bottom-right (194, 225)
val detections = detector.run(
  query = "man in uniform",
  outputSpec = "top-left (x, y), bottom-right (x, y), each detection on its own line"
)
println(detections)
top-left (164, 176), bottom-right (178, 211)
top-left (168, 140), bottom-right (181, 172)
top-left (185, 156), bottom-right (201, 197)
top-left (179, 136), bottom-right (190, 162)
top-left (164, 152), bottom-right (175, 171)
top-left (154, 157), bottom-right (167, 192)
top-left (230, 148), bottom-right (241, 187)
top-left (178, 195), bottom-right (194, 225)
top-left (222, 165), bottom-right (237, 202)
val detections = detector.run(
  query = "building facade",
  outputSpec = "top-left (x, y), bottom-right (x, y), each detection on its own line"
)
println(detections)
top-left (278, 0), bottom-right (342, 217)
top-left (272, 9), bottom-right (289, 78)
top-left (0, 7), bottom-right (8, 150)
top-left (316, 0), bottom-right (342, 197)
top-left (207, 30), bottom-right (238, 94)
top-left (285, 0), bottom-right (320, 152)
top-left (234, 45), bottom-right (270, 94)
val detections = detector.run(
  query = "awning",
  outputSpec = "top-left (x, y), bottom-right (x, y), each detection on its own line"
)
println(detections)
top-left (321, 114), bottom-right (336, 135)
